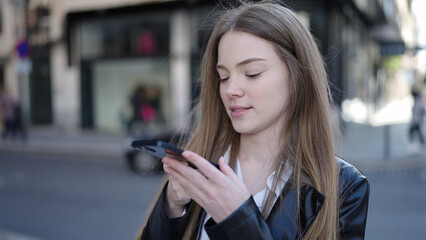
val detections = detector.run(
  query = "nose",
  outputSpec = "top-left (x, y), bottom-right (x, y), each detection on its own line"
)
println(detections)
top-left (226, 77), bottom-right (244, 98)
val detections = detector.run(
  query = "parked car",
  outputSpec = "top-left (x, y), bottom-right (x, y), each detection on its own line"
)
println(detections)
top-left (124, 130), bottom-right (185, 173)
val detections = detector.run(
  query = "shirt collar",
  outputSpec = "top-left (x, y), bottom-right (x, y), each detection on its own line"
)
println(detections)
top-left (267, 162), bottom-right (292, 197)
top-left (223, 147), bottom-right (293, 197)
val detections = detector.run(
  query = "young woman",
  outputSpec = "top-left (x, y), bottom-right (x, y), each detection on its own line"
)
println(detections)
top-left (139, 1), bottom-right (369, 239)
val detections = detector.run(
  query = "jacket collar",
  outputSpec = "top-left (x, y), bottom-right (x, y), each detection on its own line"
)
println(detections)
top-left (266, 179), bottom-right (325, 240)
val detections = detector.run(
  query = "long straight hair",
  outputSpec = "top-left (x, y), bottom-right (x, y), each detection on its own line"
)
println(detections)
top-left (140, 1), bottom-right (339, 239)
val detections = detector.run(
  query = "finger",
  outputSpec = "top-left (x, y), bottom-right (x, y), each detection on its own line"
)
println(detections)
top-left (218, 157), bottom-right (248, 190)
top-left (163, 156), bottom-right (206, 184)
top-left (162, 155), bottom-right (189, 166)
top-left (182, 151), bottom-right (219, 179)
top-left (218, 156), bottom-right (239, 182)
top-left (163, 158), bottom-right (187, 181)
top-left (163, 162), bottom-right (170, 172)
top-left (163, 160), bottom-right (190, 196)
top-left (164, 153), bottom-right (233, 202)
top-left (218, 157), bottom-right (233, 174)
top-left (163, 158), bottom-right (208, 203)
top-left (164, 168), bottom-right (192, 204)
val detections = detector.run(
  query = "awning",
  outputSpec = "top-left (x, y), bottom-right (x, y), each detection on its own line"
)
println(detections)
top-left (370, 23), bottom-right (403, 43)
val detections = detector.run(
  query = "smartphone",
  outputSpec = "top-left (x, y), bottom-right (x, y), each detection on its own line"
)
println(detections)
top-left (131, 140), bottom-right (183, 158)
top-left (130, 139), bottom-right (219, 169)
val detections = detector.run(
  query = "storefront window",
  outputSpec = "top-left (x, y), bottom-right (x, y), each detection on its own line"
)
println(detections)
top-left (189, 7), bottom-right (217, 108)
top-left (80, 12), bottom-right (169, 59)
top-left (79, 11), bottom-right (170, 134)
top-left (92, 58), bottom-right (169, 134)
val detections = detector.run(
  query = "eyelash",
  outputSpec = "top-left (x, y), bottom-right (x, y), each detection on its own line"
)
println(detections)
top-left (246, 72), bottom-right (261, 79)
top-left (218, 72), bottom-right (262, 82)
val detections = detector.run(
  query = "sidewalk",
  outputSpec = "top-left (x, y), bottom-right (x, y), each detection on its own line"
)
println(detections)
top-left (0, 123), bottom-right (425, 171)
top-left (0, 127), bottom-right (130, 159)
top-left (340, 121), bottom-right (426, 172)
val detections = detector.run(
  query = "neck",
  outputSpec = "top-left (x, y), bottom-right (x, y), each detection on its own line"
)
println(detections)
top-left (238, 130), bottom-right (283, 170)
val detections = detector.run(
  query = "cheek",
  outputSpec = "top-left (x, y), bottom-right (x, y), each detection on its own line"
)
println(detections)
top-left (219, 85), bottom-right (227, 104)
top-left (266, 81), bottom-right (289, 111)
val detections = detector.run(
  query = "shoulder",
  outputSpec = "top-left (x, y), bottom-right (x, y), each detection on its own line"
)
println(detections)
top-left (335, 156), bottom-right (370, 238)
top-left (335, 155), bottom-right (369, 199)
top-left (336, 155), bottom-right (366, 180)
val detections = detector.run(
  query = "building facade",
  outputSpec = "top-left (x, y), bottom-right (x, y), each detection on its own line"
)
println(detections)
top-left (0, 0), bottom-right (417, 134)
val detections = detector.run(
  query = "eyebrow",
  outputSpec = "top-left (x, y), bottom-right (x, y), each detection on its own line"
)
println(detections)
top-left (216, 58), bottom-right (266, 70)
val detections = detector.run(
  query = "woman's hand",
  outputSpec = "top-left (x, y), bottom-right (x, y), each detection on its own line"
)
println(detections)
top-left (162, 153), bottom-right (192, 218)
top-left (162, 151), bottom-right (251, 223)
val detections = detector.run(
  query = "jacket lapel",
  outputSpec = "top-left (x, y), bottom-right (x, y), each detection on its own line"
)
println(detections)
top-left (266, 184), bottom-right (325, 240)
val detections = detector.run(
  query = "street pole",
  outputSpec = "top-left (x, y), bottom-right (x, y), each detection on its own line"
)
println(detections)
top-left (17, 59), bottom-right (31, 140)
top-left (12, 0), bottom-right (30, 141)
top-left (384, 124), bottom-right (390, 161)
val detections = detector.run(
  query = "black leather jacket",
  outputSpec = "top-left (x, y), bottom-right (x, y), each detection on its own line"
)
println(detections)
top-left (140, 157), bottom-right (369, 240)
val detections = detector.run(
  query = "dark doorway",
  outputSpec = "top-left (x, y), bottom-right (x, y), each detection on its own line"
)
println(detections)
top-left (0, 66), bottom-right (4, 89)
top-left (29, 46), bottom-right (52, 125)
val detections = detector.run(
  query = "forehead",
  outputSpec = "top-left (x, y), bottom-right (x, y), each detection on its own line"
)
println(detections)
top-left (217, 31), bottom-right (281, 65)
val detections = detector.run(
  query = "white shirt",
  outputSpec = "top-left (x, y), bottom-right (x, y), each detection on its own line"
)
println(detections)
top-left (199, 148), bottom-right (293, 240)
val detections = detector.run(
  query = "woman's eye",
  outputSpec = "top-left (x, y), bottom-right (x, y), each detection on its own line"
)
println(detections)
top-left (219, 77), bottom-right (229, 82)
top-left (246, 72), bottom-right (261, 78)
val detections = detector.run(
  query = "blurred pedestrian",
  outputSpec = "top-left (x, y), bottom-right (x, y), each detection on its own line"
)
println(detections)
top-left (138, 1), bottom-right (369, 240)
top-left (0, 87), bottom-right (16, 140)
top-left (127, 86), bottom-right (146, 134)
top-left (408, 89), bottom-right (425, 151)
top-left (127, 85), bottom-right (160, 135)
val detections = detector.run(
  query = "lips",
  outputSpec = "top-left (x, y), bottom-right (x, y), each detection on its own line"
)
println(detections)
top-left (232, 108), bottom-right (250, 111)
top-left (230, 106), bottom-right (252, 117)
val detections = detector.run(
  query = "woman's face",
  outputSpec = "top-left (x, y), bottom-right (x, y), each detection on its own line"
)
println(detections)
top-left (217, 31), bottom-right (290, 137)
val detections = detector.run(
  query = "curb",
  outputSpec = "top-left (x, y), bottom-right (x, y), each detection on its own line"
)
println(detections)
top-left (1, 138), bottom-right (425, 172)
top-left (0, 129), bottom-right (131, 159)
top-left (0, 229), bottom-right (44, 240)
top-left (352, 156), bottom-right (426, 173)
top-left (0, 141), bottom-right (126, 159)
top-left (0, 146), bottom-right (123, 159)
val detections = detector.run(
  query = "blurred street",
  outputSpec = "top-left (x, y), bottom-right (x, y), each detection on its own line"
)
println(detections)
top-left (0, 120), bottom-right (425, 240)
top-left (366, 166), bottom-right (426, 239)
top-left (0, 0), bottom-right (425, 239)
top-left (0, 151), bottom-right (164, 240)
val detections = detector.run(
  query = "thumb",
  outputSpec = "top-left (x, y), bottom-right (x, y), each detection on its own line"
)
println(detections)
top-left (218, 157), bottom-right (250, 194)
top-left (218, 157), bottom-right (237, 179)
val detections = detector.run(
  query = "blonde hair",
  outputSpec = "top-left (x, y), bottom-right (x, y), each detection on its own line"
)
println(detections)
top-left (140, 1), bottom-right (339, 239)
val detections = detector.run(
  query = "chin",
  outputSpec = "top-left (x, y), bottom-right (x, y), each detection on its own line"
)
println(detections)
top-left (231, 124), bottom-right (245, 134)
top-left (231, 124), bottom-right (255, 135)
